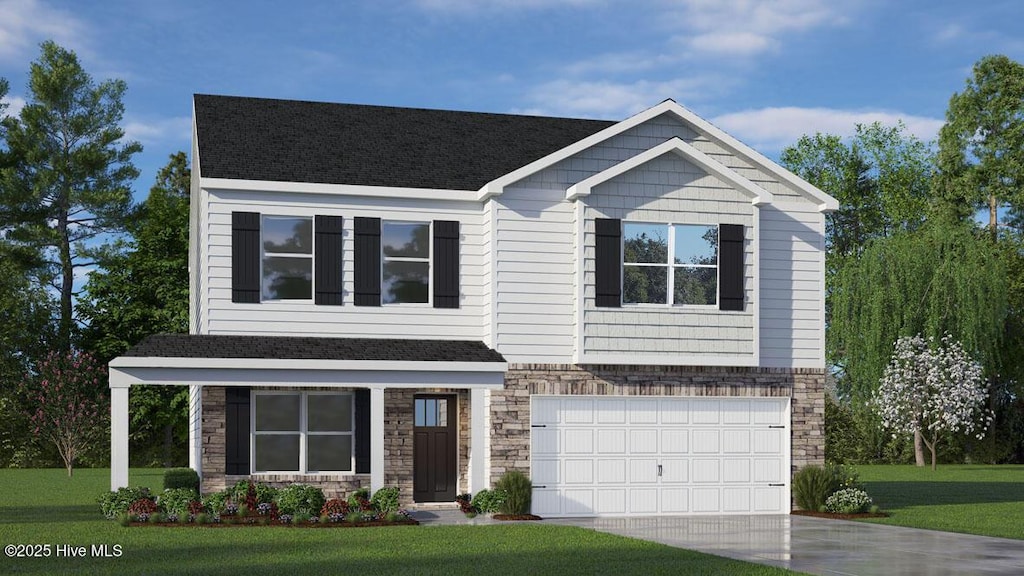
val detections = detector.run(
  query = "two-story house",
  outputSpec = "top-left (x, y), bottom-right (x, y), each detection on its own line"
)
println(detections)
top-left (108, 95), bottom-right (836, 517)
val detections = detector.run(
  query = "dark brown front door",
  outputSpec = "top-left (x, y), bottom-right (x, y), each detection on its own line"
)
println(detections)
top-left (413, 395), bottom-right (457, 502)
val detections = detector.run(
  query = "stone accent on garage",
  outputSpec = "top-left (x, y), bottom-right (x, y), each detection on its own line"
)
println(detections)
top-left (200, 386), bottom-right (472, 505)
top-left (488, 364), bottom-right (825, 484)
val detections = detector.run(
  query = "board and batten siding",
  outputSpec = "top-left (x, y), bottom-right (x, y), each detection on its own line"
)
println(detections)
top-left (758, 202), bottom-right (825, 368)
top-left (578, 153), bottom-right (757, 364)
top-left (490, 187), bottom-right (577, 363)
top-left (197, 189), bottom-right (486, 340)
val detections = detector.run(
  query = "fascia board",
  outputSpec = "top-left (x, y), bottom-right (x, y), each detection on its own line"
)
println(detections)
top-left (110, 356), bottom-right (508, 373)
top-left (566, 137), bottom-right (773, 206)
top-left (201, 177), bottom-right (480, 203)
top-left (477, 100), bottom-right (679, 200)
top-left (665, 102), bottom-right (840, 212)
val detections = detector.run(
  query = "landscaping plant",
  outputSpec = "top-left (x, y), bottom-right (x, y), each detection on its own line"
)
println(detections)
top-left (98, 486), bottom-right (152, 519)
top-left (370, 486), bottom-right (400, 514)
top-left (495, 470), bottom-right (532, 515)
top-left (792, 465), bottom-right (840, 511)
top-left (163, 468), bottom-right (200, 491)
top-left (470, 488), bottom-right (506, 514)
top-left (825, 488), bottom-right (873, 514)
top-left (157, 487), bottom-right (199, 516)
top-left (275, 484), bottom-right (326, 516)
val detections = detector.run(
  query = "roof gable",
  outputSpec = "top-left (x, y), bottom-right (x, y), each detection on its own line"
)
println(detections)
top-left (193, 94), bottom-right (612, 191)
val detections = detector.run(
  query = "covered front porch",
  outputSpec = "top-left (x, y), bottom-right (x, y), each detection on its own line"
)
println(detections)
top-left (108, 335), bottom-right (507, 500)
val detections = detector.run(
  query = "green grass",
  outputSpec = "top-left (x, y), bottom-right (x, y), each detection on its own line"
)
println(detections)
top-left (858, 464), bottom-right (1024, 539)
top-left (0, 469), bottom-right (800, 575)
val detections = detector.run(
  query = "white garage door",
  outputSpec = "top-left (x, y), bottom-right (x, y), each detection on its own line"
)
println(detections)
top-left (531, 396), bottom-right (790, 517)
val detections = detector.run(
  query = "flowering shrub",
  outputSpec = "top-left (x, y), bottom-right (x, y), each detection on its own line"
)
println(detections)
top-left (99, 487), bottom-right (152, 519)
top-left (127, 498), bottom-right (158, 522)
top-left (222, 501), bottom-right (239, 516)
top-left (321, 498), bottom-right (349, 517)
top-left (874, 334), bottom-right (993, 470)
top-left (347, 487), bottom-right (372, 511)
top-left (157, 488), bottom-right (198, 516)
top-left (455, 493), bottom-right (474, 514)
top-left (256, 501), bottom-right (279, 519)
top-left (825, 464), bottom-right (863, 491)
top-left (825, 488), bottom-right (873, 514)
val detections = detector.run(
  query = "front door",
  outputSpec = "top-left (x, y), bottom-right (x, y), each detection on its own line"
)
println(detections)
top-left (413, 395), bottom-right (458, 502)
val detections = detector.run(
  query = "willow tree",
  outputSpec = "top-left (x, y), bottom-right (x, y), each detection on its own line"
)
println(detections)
top-left (830, 220), bottom-right (1006, 464)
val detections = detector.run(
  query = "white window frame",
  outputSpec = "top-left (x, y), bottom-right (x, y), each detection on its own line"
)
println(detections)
top-left (622, 221), bottom-right (719, 307)
top-left (381, 220), bottom-right (432, 306)
top-left (251, 391), bottom-right (355, 475)
top-left (260, 215), bottom-right (314, 302)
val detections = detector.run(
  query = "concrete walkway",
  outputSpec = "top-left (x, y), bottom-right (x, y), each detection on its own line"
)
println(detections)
top-left (411, 510), bottom-right (1024, 576)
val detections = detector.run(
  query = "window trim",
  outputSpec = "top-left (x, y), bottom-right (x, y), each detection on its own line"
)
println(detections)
top-left (381, 220), bottom-right (433, 306)
top-left (251, 390), bottom-right (355, 475)
top-left (260, 215), bottom-right (315, 303)
top-left (621, 221), bottom-right (719, 308)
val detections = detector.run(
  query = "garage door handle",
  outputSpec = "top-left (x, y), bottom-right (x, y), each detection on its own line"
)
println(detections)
top-left (768, 483), bottom-right (785, 487)
top-left (534, 485), bottom-right (547, 489)
top-left (531, 424), bottom-right (547, 428)
top-left (657, 464), bottom-right (663, 477)
top-left (768, 425), bottom-right (785, 429)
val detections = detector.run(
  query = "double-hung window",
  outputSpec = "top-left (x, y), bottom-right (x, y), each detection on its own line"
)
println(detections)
top-left (382, 221), bottom-right (430, 304)
top-left (261, 216), bottom-right (313, 300)
top-left (623, 222), bottom-right (718, 306)
top-left (252, 392), bottom-right (354, 473)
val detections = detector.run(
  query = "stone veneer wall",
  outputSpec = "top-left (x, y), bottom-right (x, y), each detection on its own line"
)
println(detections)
top-left (488, 364), bottom-right (825, 484)
top-left (200, 386), bottom-right (471, 504)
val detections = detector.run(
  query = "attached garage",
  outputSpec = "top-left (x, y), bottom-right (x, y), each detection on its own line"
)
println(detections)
top-left (530, 396), bottom-right (790, 517)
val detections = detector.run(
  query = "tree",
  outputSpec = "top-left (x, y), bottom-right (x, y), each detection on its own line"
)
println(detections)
top-left (80, 152), bottom-right (190, 466)
top-left (20, 350), bottom-right (109, 476)
top-left (874, 334), bottom-right (992, 470)
top-left (0, 41), bottom-right (141, 351)
top-left (936, 55), bottom-right (1024, 234)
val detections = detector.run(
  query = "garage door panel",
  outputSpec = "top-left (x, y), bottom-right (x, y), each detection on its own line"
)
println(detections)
top-left (692, 430), bottom-right (720, 453)
top-left (530, 396), bottom-right (790, 517)
top-left (629, 429), bottom-right (658, 453)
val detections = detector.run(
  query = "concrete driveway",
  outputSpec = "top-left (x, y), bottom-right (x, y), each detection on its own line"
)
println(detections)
top-left (545, 515), bottom-right (1024, 576)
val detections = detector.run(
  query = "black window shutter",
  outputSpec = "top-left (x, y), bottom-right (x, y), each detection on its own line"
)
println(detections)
top-left (354, 390), bottom-right (370, 474)
top-left (314, 215), bottom-right (344, 305)
top-left (231, 212), bottom-right (260, 303)
top-left (595, 218), bottom-right (622, 308)
top-left (225, 387), bottom-right (251, 475)
top-left (353, 217), bottom-right (381, 306)
top-left (433, 220), bottom-right (460, 308)
top-left (719, 224), bottom-right (745, 311)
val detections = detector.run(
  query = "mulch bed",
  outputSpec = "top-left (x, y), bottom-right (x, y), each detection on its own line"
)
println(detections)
top-left (492, 514), bottom-right (543, 521)
top-left (791, 510), bottom-right (889, 520)
top-left (128, 519), bottom-right (419, 528)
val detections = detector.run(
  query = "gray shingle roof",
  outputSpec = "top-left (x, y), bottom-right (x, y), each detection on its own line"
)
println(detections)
top-left (123, 334), bottom-right (506, 363)
top-left (193, 94), bottom-right (615, 190)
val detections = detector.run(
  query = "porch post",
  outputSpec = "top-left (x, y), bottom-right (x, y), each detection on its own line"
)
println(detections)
top-left (370, 386), bottom-right (385, 492)
top-left (188, 385), bottom-right (203, 476)
top-left (469, 388), bottom-right (488, 492)
top-left (110, 385), bottom-right (130, 490)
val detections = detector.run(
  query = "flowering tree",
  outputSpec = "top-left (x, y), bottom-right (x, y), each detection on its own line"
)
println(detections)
top-left (874, 334), bottom-right (992, 470)
top-left (20, 351), bottom-right (109, 476)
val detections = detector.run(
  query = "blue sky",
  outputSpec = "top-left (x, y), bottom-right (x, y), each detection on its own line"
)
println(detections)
top-left (1, 0), bottom-right (1022, 203)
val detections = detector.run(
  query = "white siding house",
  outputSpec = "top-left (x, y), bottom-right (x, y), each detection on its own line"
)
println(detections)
top-left (109, 95), bottom-right (836, 517)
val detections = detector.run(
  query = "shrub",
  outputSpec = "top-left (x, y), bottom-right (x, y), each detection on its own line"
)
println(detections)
top-left (370, 487), bottom-right (400, 514)
top-left (348, 487), bottom-right (371, 511)
top-left (825, 488), bottom-right (873, 514)
top-left (203, 491), bottom-right (230, 515)
top-left (99, 487), bottom-right (152, 519)
top-left (163, 468), bottom-right (200, 492)
top-left (825, 463), bottom-right (863, 491)
top-left (792, 465), bottom-right (840, 511)
top-left (471, 488), bottom-right (507, 514)
top-left (321, 498), bottom-right (349, 516)
top-left (276, 484), bottom-right (325, 516)
top-left (127, 498), bottom-right (158, 521)
top-left (230, 480), bottom-right (279, 507)
top-left (455, 493), bottom-right (474, 514)
top-left (495, 470), bottom-right (532, 515)
top-left (157, 487), bottom-right (199, 516)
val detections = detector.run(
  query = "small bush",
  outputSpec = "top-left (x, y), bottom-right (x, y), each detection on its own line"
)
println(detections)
top-left (99, 487), bottom-right (152, 519)
top-left (455, 493), bottom-right (474, 514)
top-left (127, 498), bottom-right (158, 521)
top-left (230, 480), bottom-right (279, 506)
top-left (792, 465), bottom-right (840, 511)
top-left (825, 488), bottom-right (873, 514)
top-left (825, 463), bottom-right (863, 491)
top-left (495, 470), bottom-right (532, 515)
top-left (276, 484), bottom-right (326, 516)
top-left (163, 468), bottom-right (200, 492)
top-left (370, 487), bottom-right (400, 514)
top-left (348, 487), bottom-right (371, 510)
top-left (157, 487), bottom-right (199, 516)
top-left (203, 490), bottom-right (230, 515)
top-left (321, 498), bottom-right (349, 516)
top-left (345, 509), bottom-right (365, 523)
top-left (471, 488), bottom-right (507, 514)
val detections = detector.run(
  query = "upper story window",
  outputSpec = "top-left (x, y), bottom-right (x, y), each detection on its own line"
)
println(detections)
top-left (623, 222), bottom-right (717, 306)
top-left (382, 221), bottom-right (430, 304)
top-left (262, 216), bottom-right (313, 301)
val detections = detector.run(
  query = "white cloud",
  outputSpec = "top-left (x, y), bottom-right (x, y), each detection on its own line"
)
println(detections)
top-left (686, 32), bottom-right (775, 56)
top-left (1, 94), bottom-right (26, 118)
top-left (516, 76), bottom-right (730, 118)
top-left (0, 0), bottom-right (89, 63)
top-left (711, 106), bottom-right (945, 152)
top-left (122, 116), bottom-right (191, 147)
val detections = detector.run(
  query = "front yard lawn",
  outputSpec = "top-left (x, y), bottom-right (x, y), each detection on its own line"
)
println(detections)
top-left (0, 469), bottom-right (800, 575)
top-left (858, 464), bottom-right (1024, 539)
